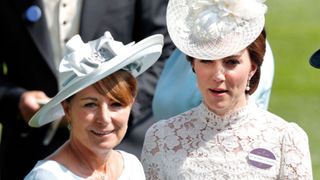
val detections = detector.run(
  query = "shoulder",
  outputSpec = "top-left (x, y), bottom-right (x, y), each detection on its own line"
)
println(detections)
top-left (251, 107), bottom-right (290, 127)
top-left (252, 107), bottom-right (309, 140)
top-left (117, 150), bottom-right (145, 180)
top-left (282, 122), bottom-right (309, 146)
top-left (24, 160), bottom-right (75, 180)
top-left (118, 150), bottom-right (141, 164)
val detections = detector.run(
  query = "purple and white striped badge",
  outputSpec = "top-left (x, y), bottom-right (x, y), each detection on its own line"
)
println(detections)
top-left (248, 148), bottom-right (276, 169)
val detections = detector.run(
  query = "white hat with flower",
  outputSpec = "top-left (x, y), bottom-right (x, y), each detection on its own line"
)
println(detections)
top-left (29, 31), bottom-right (164, 127)
top-left (166, 0), bottom-right (267, 60)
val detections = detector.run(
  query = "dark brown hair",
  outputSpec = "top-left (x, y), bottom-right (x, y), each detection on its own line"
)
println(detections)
top-left (187, 28), bottom-right (267, 95)
top-left (246, 28), bottom-right (266, 94)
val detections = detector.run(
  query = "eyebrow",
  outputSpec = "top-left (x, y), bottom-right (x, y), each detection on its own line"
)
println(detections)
top-left (80, 97), bottom-right (98, 101)
top-left (225, 54), bottom-right (241, 59)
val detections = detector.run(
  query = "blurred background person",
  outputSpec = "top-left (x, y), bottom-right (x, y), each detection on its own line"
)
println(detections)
top-left (0, 0), bottom-right (173, 179)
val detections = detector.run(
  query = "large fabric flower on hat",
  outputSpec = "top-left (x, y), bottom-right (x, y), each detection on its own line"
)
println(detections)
top-left (190, 0), bottom-right (267, 40)
top-left (58, 32), bottom-right (134, 88)
top-left (167, 0), bottom-right (267, 60)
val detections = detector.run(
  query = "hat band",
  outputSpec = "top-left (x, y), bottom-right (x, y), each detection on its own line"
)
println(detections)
top-left (62, 73), bottom-right (77, 87)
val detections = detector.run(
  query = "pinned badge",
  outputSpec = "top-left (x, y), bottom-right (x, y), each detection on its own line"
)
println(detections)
top-left (25, 5), bottom-right (42, 23)
top-left (248, 148), bottom-right (276, 169)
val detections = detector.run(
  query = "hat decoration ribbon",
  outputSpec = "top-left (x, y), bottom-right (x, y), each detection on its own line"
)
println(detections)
top-left (59, 31), bottom-right (139, 88)
top-left (188, 0), bottom-right (267, 41)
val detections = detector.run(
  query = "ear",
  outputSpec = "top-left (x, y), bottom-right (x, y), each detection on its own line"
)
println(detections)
top-left (61, 101), bottom-right (71, 118)
top-left (249, 62), bottom-right (258, 79)
top-left (131, 97), bottom-right (136, 106)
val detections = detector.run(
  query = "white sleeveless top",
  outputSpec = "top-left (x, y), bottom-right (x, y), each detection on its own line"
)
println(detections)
top-left (24, 150), bottom-right (145, 180)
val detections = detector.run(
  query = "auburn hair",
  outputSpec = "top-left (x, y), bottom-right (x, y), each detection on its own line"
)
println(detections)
top-left (93, 70), bottom-right (137, 106)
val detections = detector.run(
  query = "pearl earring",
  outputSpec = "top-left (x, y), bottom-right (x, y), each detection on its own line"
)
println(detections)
top-left (246, 80), bottom-right (250, 91)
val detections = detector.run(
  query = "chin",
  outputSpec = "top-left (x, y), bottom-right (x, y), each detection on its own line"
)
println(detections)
top-left (206, 100), bottom-right (227, 109)
top-left (99, 141), bottom-right (119, 150)
top-left (207, 103), bottom-right (231, 115)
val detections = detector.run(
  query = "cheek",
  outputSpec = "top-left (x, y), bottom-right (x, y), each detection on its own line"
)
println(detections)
top-left (76, 109), bottom-right (92, 119)
top-left (196, 70), bottom-right (207, 81)
top-left (195, 69), bottom-right (210, 87)
top-left (70, 107), bottom-right (95, 127)
top-left (195, 77), bottom-right (206, 96)
top-left (113, 108), bottom-right (131, 127)
top-left (225, 71), bottom-right (248, 88)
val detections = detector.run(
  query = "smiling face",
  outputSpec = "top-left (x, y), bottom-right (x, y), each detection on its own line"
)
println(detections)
top-left (62, 70), bottom-right (137, 153)
top-left (192, 50), bottom-right (257, 116)
top-left (63, 86), bottom-right (132, 152)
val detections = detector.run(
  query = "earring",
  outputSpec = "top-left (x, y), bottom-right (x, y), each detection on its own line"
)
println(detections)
top-left (66, 119), bottom-right (72, 131)
top-left (246, 80), bottom-right (250, 91)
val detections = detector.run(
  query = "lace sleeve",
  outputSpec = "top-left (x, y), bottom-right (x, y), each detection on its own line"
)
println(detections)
top-left (141, 121), bottom-right (166, 180)
top-left (279, 122), bottom-right (313, 179)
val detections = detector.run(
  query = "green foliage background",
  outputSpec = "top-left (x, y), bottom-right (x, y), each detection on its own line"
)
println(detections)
top-left (266, 0), bottom-right (320, 178)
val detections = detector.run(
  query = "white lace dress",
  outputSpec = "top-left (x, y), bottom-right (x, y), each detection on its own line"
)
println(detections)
top-left (141, 103), bottom-right (313, 180)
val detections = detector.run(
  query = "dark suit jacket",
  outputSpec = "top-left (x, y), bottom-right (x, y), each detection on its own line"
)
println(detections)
top-left (0, 0), bottom-right (174, 179)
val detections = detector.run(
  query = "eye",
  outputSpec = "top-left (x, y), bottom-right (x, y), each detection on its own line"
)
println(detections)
top-left (224, 58), bottom-right (240, 66)
top-left (199, 60), bottom-right (212, 64)
top-left (84, 102), bottom-right (97, 108)
top-left (226, 59), bottom-right (240, 64)
top-left (109, 102), bottom-right (124, 109)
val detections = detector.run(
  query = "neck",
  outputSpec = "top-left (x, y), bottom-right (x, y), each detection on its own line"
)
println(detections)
top-left (204, 95), bottom-right (249, 117)
top-left (67, 140), bottom-right (113, 179)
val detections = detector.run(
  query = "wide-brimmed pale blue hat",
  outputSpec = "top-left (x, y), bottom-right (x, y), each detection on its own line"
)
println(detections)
top-left (29, 31), bottom-right (164, 127)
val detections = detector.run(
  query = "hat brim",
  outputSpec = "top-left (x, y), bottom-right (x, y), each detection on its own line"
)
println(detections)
top-left (29, 34), bottom-right (163, 127)
top-left (310, 49), bottom-right (320, 69)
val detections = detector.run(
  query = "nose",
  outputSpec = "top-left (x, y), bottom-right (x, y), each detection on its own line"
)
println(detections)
top-left (211, 63), bottom-right (225, 82)
top-left (97, 104), bottom-right (112, 124)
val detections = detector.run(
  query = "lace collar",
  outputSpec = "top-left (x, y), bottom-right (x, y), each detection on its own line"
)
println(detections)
top-left (196, 102), bottom-right (254, 129)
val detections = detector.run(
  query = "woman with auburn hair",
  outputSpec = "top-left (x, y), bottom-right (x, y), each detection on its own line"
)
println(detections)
top-left (25, 31), bottom-right (164, 179)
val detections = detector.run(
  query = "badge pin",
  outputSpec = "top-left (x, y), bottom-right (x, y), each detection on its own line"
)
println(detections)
top-left (248, 148), bottom-right (276, 169)
top-left (25, 5), bottom-right (42, 23)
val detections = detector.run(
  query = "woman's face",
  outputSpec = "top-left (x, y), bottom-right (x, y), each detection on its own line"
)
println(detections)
top-left (63, 85), bottom-right (132, 152)
top-left (192, 49), bottom-right (257, 116)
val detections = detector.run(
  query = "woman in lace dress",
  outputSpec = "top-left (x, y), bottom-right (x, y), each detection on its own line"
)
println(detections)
top-left (24, 31), bottom-right (164, 179)
top-left (141, 0), bottom-right (313, 179)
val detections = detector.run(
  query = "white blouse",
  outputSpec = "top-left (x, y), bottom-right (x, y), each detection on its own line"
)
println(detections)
top-left (141, 103), bottom-right (312, 180)
top-left (24, 150), bottom-right (145, 180)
